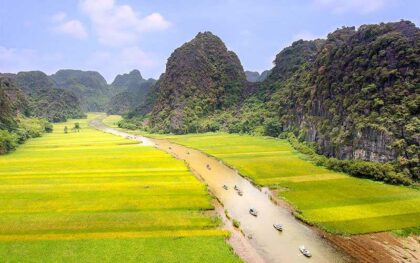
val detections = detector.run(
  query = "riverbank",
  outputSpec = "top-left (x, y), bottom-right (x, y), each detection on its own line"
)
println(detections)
top-left (93, 114), bottom-right (351, 263)
top-left (100, 114), bottom-right (420, 263)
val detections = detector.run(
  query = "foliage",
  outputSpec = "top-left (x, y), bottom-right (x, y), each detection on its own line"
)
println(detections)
top-left (232, 219), bottom-right (241, 228)
top-left (0, 115), bottom-right (239, 262)
top-left (153, 132), bottom-right (420, 234)
top-left (10, 71), bottom-right (86, 122)
top-left (51, 69), bottom-right (111, 111)
top-left (0, 77), bottom-right (53, 154)
top-left (107, 70), bottom-right (156, 114)
top-left (147, 32), bottom-right (247, 134)
top-left (123, 21), bottom-right (420, 182)
top-left (286, 133), bottom-right (413, 185)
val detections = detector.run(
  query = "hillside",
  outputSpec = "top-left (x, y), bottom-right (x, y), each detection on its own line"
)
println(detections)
top-left (0, 77), bottom-right (52, 154)
top-left (245, 70), bottom-right (271, 82)
top-left (264, 21), bottom-right (420, 180)
top-left (123, 21), bottom-right (419, 181)
top-left (107, 70), bottom-right (156, 114)
top-left (13, 71), bottom-right (85, 122)
top-left (51, 69), bottom-right (110, 111)
top-left (148, 32), bottom-right (247, 134)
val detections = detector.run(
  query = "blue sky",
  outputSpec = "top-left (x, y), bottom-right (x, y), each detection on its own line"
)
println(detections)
top-left (0, 0), bottom-right (419, 82)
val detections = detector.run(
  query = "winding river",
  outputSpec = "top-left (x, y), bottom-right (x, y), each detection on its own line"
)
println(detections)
top-left (90, 116), bottom-right (351, 263)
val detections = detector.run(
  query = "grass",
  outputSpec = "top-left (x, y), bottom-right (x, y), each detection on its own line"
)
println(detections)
top-left (0, 114), bottom-right (241, 262)
top-left (141, 131), bottom-right (420, 235)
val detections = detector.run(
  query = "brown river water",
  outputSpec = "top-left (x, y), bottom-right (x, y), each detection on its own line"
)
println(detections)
top-left (91, 117), bottom-right (351, 263)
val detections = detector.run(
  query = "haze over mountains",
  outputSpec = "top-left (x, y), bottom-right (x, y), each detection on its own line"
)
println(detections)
top-left (1, 20), bottom-right (418, 182)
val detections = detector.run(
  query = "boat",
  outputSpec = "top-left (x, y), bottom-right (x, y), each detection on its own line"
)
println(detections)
top-left (299, 246), bottom-right (312, 258)
top-left (273, 224), bottom-right (283, 231)
top-left (237, 189), bottom-right (243, 196)
top-left (223, 185), bottom-right (228, 190)
top-left (206, 164), bottom-right (211, 170)
top-left (249, 208), bottom-right (258, 217)
top-left (234, 185), bottom-right (238, 190)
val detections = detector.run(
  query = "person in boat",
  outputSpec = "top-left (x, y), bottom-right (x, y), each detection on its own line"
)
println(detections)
top-left (299, 246), bottom-right (312, 257)
top-left (223, 185), bottom-right (228, 190)
top-left (273, 224), bottom-right (283, 231)
top-left (249, 208), bottom-right (258, 216)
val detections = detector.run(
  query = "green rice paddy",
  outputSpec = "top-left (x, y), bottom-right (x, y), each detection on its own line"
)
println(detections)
top-left (147, 132), bottom-right (420, 235)
top-left (0, 115), bottom-right (241, 262)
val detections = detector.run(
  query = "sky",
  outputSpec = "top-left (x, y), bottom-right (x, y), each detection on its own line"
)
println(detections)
top-left (0, 0), bottom-right (419, 83)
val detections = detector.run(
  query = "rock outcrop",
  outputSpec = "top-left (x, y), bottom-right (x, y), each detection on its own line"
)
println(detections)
top-left (107, 70), bottom-right (156, 114)
top-left (149, 32), bottom-right (247, 133)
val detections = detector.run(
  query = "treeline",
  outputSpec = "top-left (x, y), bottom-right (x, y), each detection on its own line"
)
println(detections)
top-left (286, 133), bottom-right (413, 185)
top-left (0, 77), bottom-right (53, 154)
top-left (121, 21), bottom-right (419, 184)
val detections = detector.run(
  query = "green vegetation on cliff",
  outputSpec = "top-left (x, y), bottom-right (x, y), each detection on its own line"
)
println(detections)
top-left (148, 32), bottom-right (247, 134)
top-left (107, 70), bottom-right (156, 114)
top-left (9, 71), bottom-right (86, 122)
top-left (0, 77), bottom-right (52, 154)
top-left (51, 69), bottom-right (111, 111)
top-left (124, 21), bottom-right (419, 182)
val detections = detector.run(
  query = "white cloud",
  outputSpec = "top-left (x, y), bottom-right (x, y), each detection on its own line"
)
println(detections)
top-left (50, 12), bottom-right (88, 39)
top-left (312, 0), bottom-right (389, 14)
top-left (79, 0), bottom-right (171, 46)
top-left (0, 46), bottom-right (63, 74)
top-left (53, 20), bottom-right (88, 39)
top-left (51, 12), bottom-right (67, 23)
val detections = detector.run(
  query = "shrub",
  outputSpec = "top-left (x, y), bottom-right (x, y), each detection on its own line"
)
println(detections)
top-left (232, 219), bottom-right (241, 228)
top-left (287, 133), bottom-right (413, 185)
top-left (0, 130), bottom-right (18, 154)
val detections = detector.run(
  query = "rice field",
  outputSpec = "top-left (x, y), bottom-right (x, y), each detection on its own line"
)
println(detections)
top-left (0, 115), bottom-right (241, 262)
top-left (149, 132), bottom-right (420, 235)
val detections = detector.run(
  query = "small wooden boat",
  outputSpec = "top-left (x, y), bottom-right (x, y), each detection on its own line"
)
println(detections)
top-left (249, 208), bottom-right (258, 217)
top-left (223, 185), bottom-right (228, 190)
top-left (206, 164), bottom-right (211, 170)
top-left (237, 190), bottom-right (243, 196)
top-left (273, 224), bottom-right (283, 231)
top-left (299, 246), bottom-right (312, 257)
top-left (234, 185), bottom-right (238, 191)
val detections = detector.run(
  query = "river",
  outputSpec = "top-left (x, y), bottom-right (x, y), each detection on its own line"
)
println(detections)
top-left (90, 116), bottom-right (351, 263)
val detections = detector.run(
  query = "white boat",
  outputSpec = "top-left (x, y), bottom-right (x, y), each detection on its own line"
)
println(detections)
top-left (237, 189), bottom-right (243, 196)
top-left (234, 185), bottom-right (238, 190)
top-left (223, 185), bottom-right (228, 190)
top-left (299, 246), bottom-right (312, 257)
top-left (249, 208), bottom-right (258, 217)
top-left (273, 224), bottom-right (283, 231)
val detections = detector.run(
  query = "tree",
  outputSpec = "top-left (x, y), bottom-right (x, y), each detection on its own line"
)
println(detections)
top-left (73, 122), bottom-right (80, 132)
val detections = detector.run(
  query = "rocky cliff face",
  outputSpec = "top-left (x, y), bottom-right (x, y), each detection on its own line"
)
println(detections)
top-left (245, 70), bottom-right (271, 82)
top-left (0, 77), bottom-right (29, 130)
top-left (107, 70), bottom-right (156, 114)
top-left (51, 69), bottom-right (110, 111)
top-left (3, 71), bottom-right (85, 122)
top-left (149, 32), bottom-right (246, 133)
top-left (267, 21), bottom-right (419, 178)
